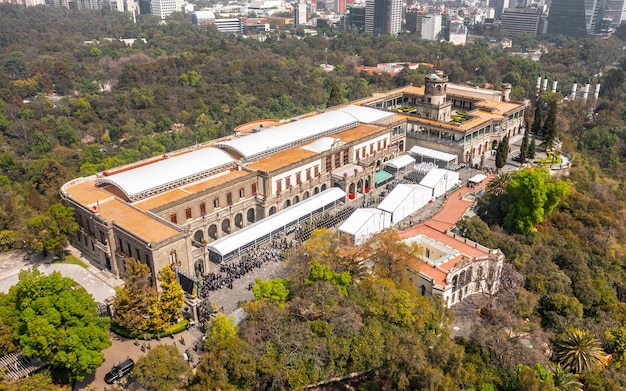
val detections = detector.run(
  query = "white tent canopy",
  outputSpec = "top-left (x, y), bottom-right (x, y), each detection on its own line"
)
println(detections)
top-left (468, 173), bottom-right (487, 185)
top-left (377, 184), bottom-right (432, 224)
top-left (208, 188), bottom-right (346, 262)
top-left (384, 154), bottom-right (416, 171)
top-left (419, 169), bottom-right (460, 198)
top-left (339, 208), bottom-right (391, 245)
top-left (409, 146), bottom-right (457, 168)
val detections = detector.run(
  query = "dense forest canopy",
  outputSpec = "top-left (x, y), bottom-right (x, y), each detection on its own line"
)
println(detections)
top-left (1, 4), bottom-right (626, 389)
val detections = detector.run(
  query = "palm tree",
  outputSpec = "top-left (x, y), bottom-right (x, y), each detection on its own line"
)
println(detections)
top-left (553, 328), bottom-right (606, 374)
top-left (485, 171), bottom-right (512, 197)
top-left (551, 364), bottom-right (583, 391)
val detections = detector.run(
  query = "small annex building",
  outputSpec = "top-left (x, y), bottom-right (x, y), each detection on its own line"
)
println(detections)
top-left (338, 208), bottom-right (392, 245)
top-left (419, 168), bottom-right (460, 198)
top-left (409, 146), bottom-right (458, 169)
top-left (377, 184), bottom-right (432, 224)
top-left (401, 225), bottom-right (505, 307)
top-left (383, 154), bottom-right (416, 174)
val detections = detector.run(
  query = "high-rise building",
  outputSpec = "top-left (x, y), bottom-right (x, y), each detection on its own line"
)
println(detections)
top-left (500, 7), bottom-right (541, 36)
top-left (488, 0), bottom-right (510, 20)
top-left (603, 0), bottom-right (626, 27)
top-left (548, 0), bottom-right (601, 36)
top-left (421, 14), bottom-right (442, 40)
top-left (364, 0), bottom-right (402, 35)
top-left (295, 0), bottom-right (307, 27)
top-left (405, 10), bottom-right (425, 35)
top-left (151, 0), bottom-right (176, 19)
top-left (348, 5), bottom-right (366, 31)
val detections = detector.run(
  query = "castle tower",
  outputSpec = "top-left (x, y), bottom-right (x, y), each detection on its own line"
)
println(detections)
top-left (502, 83), bottom-right (512, 102)
top-left (423, 71), bottom-right (452, 122)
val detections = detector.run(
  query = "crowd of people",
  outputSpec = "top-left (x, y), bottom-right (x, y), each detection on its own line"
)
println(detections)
top-left (294, 205), bottom-right (356, 242)
top-left (199, 241), bottom-right (292, 296)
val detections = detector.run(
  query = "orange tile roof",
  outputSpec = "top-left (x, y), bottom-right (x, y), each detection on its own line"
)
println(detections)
top-left (133, 170), bottom-right (251, 211)
top-left (64, 178), bottom-right (116, 206)
top-left (246, 148), bottom-right (318, 172)
top-left (334, 123), bottom-right (385, 143)
top-left (97, 198), bottom-right (180, 243)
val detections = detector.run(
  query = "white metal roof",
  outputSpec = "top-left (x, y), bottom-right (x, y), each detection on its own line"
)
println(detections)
top-left (377, 184), bottom-right (431, 214)
top-left (337, 105), bottom-right (395, 123)
top-left (409, 146), bottom-right (457, 163)
top-left (384, 154), bottom-right (415, 170)
top-left (215, 111), bottom-right (358, 161)
top-left (208, 188), bottom-right (346, 257)
top-left (339, 208), bottom-right (389, 236)
top-left (215, 106), bottom-right (394, 161)
top-left (419, 168), bottom-right (452, 189)
top-left (96, 148), bottom-right (235, 201)
top-left (301, 137), bottom-right (338, 153)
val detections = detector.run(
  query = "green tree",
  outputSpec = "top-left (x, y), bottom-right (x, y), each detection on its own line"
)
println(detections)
top-left (503, 168), bottom-right (569, 234)
top-left (26, 203), bottom-right (78, 257)
top-left (131, 344), bottom-right (191, 391)
top-left (519, 125), bottom-right (530, 164)
top-left (326, 82), bottom-right (345, 107)
top-left (113, 258), bottom-right (153, 334)
top-left (544, 100), bottom-right (558, 148)
top-left (485, 171), bottom-right (512, 197)
top-left (531, 103), bottom-right (542, 135)
top-left (551, 364), bottom-right (583, 391)
top-left (252, 277), bottom-right (290, 305)
top-left (553, 329), bottom-right (606, 374)
top-left (305, 262), bottom-right (351, 296)
top-left (156, 265), bottom-right (184, 325)
top-left (495, 135), bottom-right (509, 169)
top-left (528, 135), bottom-right (537, 159)
top-left (2, 268), bottom-right (111, 382)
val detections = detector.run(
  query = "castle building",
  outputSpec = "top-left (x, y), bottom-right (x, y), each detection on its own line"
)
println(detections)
top-left (61, 74), bottom-right (524, 286)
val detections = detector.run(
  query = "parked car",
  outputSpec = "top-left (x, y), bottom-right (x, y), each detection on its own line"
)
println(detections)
top-left (104, 358), bottom-right (135, 384)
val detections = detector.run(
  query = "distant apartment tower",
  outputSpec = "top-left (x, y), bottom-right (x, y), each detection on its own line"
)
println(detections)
top-left (488, 0), bottom-right (510, 20)
top-left (603, 0), bottom-right (626, 28)
top-left (151, 0), bottom-right (176, 19)
top-left (335, 0), bottom-right (346, 13)
top-left (405, 10), bottom-right (425, 35)
top-left (348, 5), bottom-right (366, 31)
top-left (421, 14), bottom-right (442, 41)
top-left (500, 7), bottom-right (541, 36)
top-left (548, 0), bottom-right (602, 36)
top-left (365, 0), bottom-right (402, 35)
top-left (295, 0), bottom-right (307, 27)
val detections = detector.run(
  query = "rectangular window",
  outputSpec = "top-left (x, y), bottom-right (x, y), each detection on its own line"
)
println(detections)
top-left (383, 139), bottom-right (387, 149)
top-left (251, 183), bottom-right (257, 195)
top-left (276, 179), bottom-right (282, 193)
top-left (314, 166), bottom-right (319, 177)
top-left (377, 141), bottom-right (381, 151)
top-left (239, 188), bottom-right (244, 198)
top-left (343, 151), bottom-right (349, 165)
top-left (169, 250), bottom-right (177, 266)
top-left (170, 214), bottom-right (177, 224)
top-left (295, 172), bottom-right (301, 184)
top-left (226, 192), bottom-right (233, 206)
top-left (334, 153), bottom-right (340, 167)
top-left (213, 198), bottom-right (219, 208)
top-left (355, 149), bottom-right (360, 160)
top-left (362, 146), bottom-right (366, 157)
top-left (185, 208), bottom-right (192, 219)
top-left (200, 202), bottom-right (206, 216)
top-left (306, 168), bottom-right (311, 181)
top-left (325, 157), bottom-right (332, 171)
top-left (285, 177), bottom-right (291, 189)
top-left (370, 144), bottom-right (374, 154)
